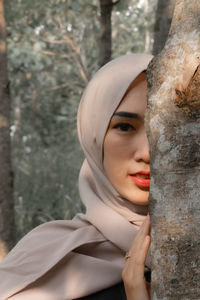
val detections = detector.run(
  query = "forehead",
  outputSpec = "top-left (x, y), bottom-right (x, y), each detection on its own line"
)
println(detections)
top-left (115, 73), bottom-right (147, 118)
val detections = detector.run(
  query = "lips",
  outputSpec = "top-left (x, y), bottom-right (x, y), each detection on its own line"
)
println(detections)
top-left (130, 171), bottom-right (150, 188)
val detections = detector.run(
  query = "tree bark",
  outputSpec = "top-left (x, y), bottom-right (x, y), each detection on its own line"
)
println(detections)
top-left (0, 0), bottom-right (14, 261)
top-left (146, 0), bottom-right (200, 299)
top-left (98, 0), bottom-right (113, 67)
top-left (152, 0), bottom-right (176, 55)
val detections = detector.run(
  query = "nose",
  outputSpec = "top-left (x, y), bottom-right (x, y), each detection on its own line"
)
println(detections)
top-left (134, 129), bottom-right (150, 164)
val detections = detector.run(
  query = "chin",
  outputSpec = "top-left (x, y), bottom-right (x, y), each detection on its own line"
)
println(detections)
top-left (129, 199), bottom-right (148, 206)
top-left (126, 190), bottom-right (149, 206)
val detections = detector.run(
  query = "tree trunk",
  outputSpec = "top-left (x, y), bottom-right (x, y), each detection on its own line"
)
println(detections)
top-left (0, 0), bottom-right (14, 261)
top-left (146, 0), bottom-right (200, 299)
top-left (98, 0), bottom-right (113, 67)
top-left (152, 0), bottom-right (176, 55)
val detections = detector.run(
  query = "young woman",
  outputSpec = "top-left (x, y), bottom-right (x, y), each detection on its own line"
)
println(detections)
top-left (0, 53), bottom-right (152, 300)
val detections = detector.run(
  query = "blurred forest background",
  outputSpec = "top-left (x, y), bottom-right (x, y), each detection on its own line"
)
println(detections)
top-left (3, 0), bottom-right (174, 245)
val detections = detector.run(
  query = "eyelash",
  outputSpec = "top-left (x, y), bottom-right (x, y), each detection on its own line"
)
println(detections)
top-left (113, 123), bottom-right (135, 132)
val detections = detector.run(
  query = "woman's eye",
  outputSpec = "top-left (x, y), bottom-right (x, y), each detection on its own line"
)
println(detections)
top-left (113, 123), bottom-right (135, 132)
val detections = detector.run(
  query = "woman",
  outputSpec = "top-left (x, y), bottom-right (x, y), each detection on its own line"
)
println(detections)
top-left (0, 53), bottom-right (152, 300)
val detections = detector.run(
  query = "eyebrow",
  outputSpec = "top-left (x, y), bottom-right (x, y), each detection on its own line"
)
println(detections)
top-left (113, 111), bottom-right (142, 120)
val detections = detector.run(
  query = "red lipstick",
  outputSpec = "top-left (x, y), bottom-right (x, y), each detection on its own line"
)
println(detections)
top-left (130, 171), bottom-right (150, 188)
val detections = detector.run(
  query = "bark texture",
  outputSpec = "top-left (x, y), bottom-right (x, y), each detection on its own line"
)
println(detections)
top-left (0, 0), bottom-right (14, 261)
top-left (98, 0), bottom-right (113, 67)
top-left (153, 0), bottom-right (176, 55)
top-left (146, 0), bottom-right (200, 299)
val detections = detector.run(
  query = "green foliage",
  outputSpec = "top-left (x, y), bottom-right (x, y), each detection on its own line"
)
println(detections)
top-left (112, 0), bottom-right (156, 55)
top-left (5, 0), bottom-right (157, 240)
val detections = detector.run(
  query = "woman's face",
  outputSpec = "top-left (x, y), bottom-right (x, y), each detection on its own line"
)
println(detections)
top-left (103, 73), bottom-right (150, 205)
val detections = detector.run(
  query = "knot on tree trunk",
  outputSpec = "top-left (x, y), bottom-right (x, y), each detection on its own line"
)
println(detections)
top-left (175, 64), bottom-right (200, 115)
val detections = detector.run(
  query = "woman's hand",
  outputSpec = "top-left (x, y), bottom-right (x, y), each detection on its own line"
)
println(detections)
top-left (122, 215), bottom-right (151, 300)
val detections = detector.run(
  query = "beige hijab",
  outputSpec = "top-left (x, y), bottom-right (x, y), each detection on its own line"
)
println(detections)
top-left (0, 53), bottom-right (153, 300)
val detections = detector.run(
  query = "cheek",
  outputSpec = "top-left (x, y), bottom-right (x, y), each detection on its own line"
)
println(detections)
top-left (103, 132), bottom-right (130, 173)
top-left (103, 136), bottom-right (117, 172)
top-left (104, 133), bottom-right (121, 160)
top-left (105, 133), bottom-right (136, 161)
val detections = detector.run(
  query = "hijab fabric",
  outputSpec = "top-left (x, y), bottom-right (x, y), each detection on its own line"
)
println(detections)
top-left (0, 53), bottom-right (153, 300)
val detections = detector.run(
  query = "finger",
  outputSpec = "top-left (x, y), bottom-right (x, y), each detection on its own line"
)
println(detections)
top-left (128, 216), bottom-right (150, 257)
top-left (140, 215), bottom-right (150, 237)
top-left (135, 235), bottom-right (151, 276)
top-left (123, 244), bottom-right (150, 300)
top-left (126, 223), bottom-right (151, 281)
top-left (136, 215), bottom-right (150, 241)
top-left (122, 229), bottom-right (151, 300)
top-left (123, 235), bottom-right (150, 286)
top-left (122, 217), bottom-right (151, 300)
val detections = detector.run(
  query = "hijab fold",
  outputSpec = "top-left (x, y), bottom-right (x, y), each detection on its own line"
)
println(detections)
top-left (0, 53), bottom-right (153, 300)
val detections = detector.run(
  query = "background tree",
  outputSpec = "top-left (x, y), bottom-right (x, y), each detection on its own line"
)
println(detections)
top-left (0, 0), bottom-right (14, 260)
top-left (153, 0), bottom-right (176, 55)
top-left (146, 0), bottom-right (200, 298)
top-left (98, 0), bottom-right (113, 67)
